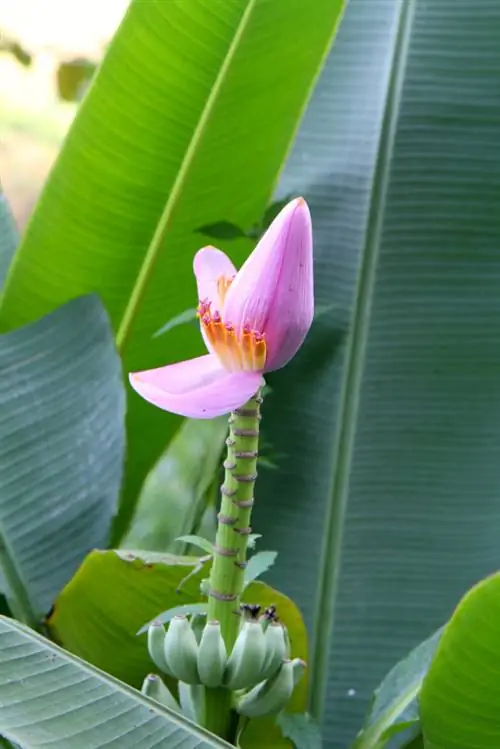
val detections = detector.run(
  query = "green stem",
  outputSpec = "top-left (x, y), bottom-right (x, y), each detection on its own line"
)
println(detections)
top-left (0, 530), bottom-right (38, 629)
top-left (202, 391), bottom-right (261, 739)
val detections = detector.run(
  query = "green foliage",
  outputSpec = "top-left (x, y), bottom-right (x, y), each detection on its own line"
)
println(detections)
top-left (0, 0), bottom-right (346, 543)
top-left (253, 0), bottom-right (500, 743)
top-left (0, 297), bottom-right (124, 621)
top-left (243, 551), bottom-right (278, 587)
top-left (420, 573), bottom-right (500, 749)
top-left (0, 616), bottom-right (232, 749)
top-left (121, 417), bottom-right (226, 553)
top-left (352, 630), bottom-right (441, 749)
top-left (277, 713), bottom-right (323, 749)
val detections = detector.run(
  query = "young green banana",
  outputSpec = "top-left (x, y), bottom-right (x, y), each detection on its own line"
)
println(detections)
top-left (224, 619), bottom-right (267, 690)
top-left (141, 673), bottom-right (181, 713)
top-left (260, 622), bottom-right (287, 680)
top-left (197, 620), bottom-right (227, 688)
top-left (235, 658), bottom-right (306, 718)
top-left (283, 625), bottom-right (291, 659)
top-left (147, 621), bottom-right (171, 675)
top-left (178, 681), bottom-right (204, 724)
top-left (291, 657), bottom-right (306, 686)
top-left (163, 615), bottom-right (200, 685)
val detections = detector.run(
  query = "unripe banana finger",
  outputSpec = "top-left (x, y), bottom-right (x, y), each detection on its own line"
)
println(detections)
top-left (261, 622), bottom-right (287, 680)
top-left (178, 681), bottom-right (204, 724)
top-left (141, 673), bottom-right (181, 713)
top-left (197, 620), bottom-right (227, 688)
top-left (235, 659), bottom-right (303, 717)
top-left (283, 626), bottom-right (291, 659)
top-left (164, 615), bottom-right (200, 685)
top-left (224, 620), bottom-right (267, 690)
top-left (292, 657), bottom-right (307, 687)
top-left (147, 622), bottom-right (171, 675)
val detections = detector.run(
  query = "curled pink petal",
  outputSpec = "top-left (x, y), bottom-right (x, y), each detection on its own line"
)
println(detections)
top-left (194, 247), bottom-right (238, 357)
top-left (224, 197), bottom-right (314, 371)
top-left (193, 246), bottom-right (237, 309)
top-left (129, 354), bottom-right (263, 419)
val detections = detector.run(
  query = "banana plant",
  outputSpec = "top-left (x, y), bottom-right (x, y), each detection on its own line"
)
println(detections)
top-left (2, 0), bottom-right (500, 747)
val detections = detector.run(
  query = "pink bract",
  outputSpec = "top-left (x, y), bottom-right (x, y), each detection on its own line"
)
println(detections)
top-left (129, 197), bottom-right (314, 419)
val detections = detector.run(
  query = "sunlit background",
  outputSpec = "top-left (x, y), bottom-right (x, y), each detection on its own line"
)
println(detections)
top-left (0, 0), bottom-right (128, 227)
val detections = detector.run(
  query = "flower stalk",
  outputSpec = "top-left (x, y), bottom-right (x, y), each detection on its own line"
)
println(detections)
top-left (202, 390), bottom-right (262, 738)
top-left (135, 197), bottom-right (315, 742)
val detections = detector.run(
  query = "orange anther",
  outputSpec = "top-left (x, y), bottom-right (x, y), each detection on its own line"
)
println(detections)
top-left (196, 300), bottom-right (266, 372)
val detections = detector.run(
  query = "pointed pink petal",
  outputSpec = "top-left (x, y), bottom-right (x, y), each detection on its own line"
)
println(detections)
top-left (129, 354), bottom-right (263, 419)
top-left (193, 246), bottom-right (237, 310)
top-left (224, 198), bottom-right (314, 371)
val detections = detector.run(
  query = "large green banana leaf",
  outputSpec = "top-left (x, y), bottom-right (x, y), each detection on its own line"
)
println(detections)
top-left (253, 0), bottom-right (500, 746)
top-left (0, 616), bottom-right (231, 748)
top-left (0, 296), bottom-right (124, 619)
top-left (0, 188), bottom-right (17, 287)
top-left (0, 0), bottom-right (345, 540)
top-left (420, 574), bottom-right (500, 749)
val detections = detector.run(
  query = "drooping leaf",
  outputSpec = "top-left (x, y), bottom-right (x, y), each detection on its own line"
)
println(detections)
top-left (0, 296), bottom-right (124, 621)
top-left (0, 190), bottom-right (17, 288)
top-left (247, 533), bottom-right (262, 549)
top-left (253, 0), bottom-right (500, 745)
top-left (277, 713), bottom-right (323, 749)
top-left (0, 0), bottom-right (346, 542)
top-left (0, 616), bottom-right (232, 749)
top-left (420, 573), bottom-right (500, 749)
top-left (47, 549), bottom-right (210, 685)
top-left (176, 535), bottom-right (215, 556)
top-left (244, 551), bottom-right (278, 587)
top-left (351, 630), bottom-right (441, 749)
top-left (121, 417), bottom-right (227, 553)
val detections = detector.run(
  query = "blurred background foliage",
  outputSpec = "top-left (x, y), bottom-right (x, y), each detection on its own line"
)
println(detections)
top-left (0, 0), bottom-right (123, 227)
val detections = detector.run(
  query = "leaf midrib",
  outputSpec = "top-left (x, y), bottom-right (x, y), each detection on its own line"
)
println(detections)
top-left (115, 0), bottom-right (257, 352)
top-left (308, 0), bottom-right (417, 721)
top-left (0, 616), bottom-right (233, 748)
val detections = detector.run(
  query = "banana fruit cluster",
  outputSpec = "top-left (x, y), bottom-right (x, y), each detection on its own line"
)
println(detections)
top-left (145, 608), bottom-right (306, 719)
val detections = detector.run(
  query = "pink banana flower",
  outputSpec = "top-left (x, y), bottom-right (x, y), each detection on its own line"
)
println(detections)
top-left (129, 197), bottom-right (314, 418)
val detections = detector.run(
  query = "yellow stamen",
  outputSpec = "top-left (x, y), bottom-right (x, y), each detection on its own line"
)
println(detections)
top-left (253, 335), bottom-right (266, 371)
top-left (197, 304), bottom-right (266, 373)
top-left (217, 275), bottom-right (234, 307)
